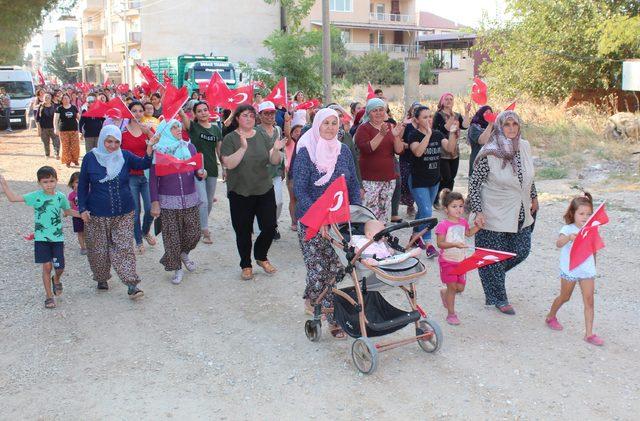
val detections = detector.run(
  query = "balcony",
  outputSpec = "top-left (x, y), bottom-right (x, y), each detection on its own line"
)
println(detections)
top-left (84, 48), bottom-right (106, 64)
top-left (345, 42), bottom-right (418, 55)
top-left (369, 12), bottom-right (414, 25)
top-left (84, 21), bottom-right (105, 36)
top-left (80, 0), bottom-right (104, 12)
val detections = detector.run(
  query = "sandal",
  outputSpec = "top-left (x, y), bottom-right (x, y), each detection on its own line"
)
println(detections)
top-left (144, 233), bottom-right (157, 246)
top-left (44, 297), bottom-right (56, 309)
top-left (496, 304), bottom-right (516, 315)
top-left (202, 231), bottom-right (213, 244)
top-left (330, 325), bottom-right (347, 340)
top-left (256, 260), bottom-right (277, 274)
top-left (585, 334), bottom-right (604, 346)
top-left (51, 276), bottom-right (63, 296)
top-left (241, 268), bottom-right (254, 281)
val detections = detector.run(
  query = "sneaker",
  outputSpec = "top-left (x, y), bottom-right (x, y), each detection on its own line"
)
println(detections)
top-left (425, 244), bottom-right (439, 259)
top-left (97, 281), bottom-right (109, 290)
top-left (127, 285), bottom-right (144, 299)
top-left (584, 334), bottom-right (604, 346)
top-left (180, 253), bottom-right (196, 271)
top-left (171, 269), bottom-right (184, 285)
top-left (273, 228), bottom-right (281, 241)
top-left (446, 314), bottom-right (461, 325)
top-left (545, 316), bottom-right (563, 331)
top-left (6, 128), bottom-right (13, 132)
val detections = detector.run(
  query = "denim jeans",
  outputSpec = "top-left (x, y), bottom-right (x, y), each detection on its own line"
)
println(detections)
top-left (408, 175), bottom-right (439, 242)
top-left (129, 175), bottom-right (153, 245)
top-left (196, 177), bottom-right (217, 231)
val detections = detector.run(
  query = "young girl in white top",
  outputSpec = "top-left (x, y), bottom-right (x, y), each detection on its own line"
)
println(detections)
top-left (545, 192), bottom-right (603, 346)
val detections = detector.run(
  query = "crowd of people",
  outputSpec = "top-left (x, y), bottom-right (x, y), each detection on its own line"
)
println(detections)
top-left (0, 82), bottom-right (604, 346)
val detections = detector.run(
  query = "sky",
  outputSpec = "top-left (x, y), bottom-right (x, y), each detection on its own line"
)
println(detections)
top-left (416, 0), bottom-right (506, 27)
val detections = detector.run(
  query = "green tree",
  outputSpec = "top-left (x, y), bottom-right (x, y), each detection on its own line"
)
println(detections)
top-left (263, 0), bottom-right (314, 31)
top-left (419, 53), bottom-right (443, 85)
top-left (475, 0), bottom-right (639, 100)
top-left (0, 0), bottom-right (75, 64)
top-left (45, 41), bottom-right (78, 83)
top-left (345, 52), bottom-right (404, 85)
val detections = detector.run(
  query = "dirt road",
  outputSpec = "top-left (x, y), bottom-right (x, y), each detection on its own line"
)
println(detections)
top-left (0, 129), bottom-right (638, 420)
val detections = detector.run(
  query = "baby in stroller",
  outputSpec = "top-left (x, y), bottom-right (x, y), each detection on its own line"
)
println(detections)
top-left (351, 219), bottom-right (421, 266)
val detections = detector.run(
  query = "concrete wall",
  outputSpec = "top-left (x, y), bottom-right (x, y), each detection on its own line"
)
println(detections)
top-left (140, 0), bottom-right (281, 64)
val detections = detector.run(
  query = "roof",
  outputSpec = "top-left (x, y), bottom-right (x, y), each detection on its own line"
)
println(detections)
top-left (310, 20), bottom-right (421, 32)
top-left (417, 32), bottom-right (477, 49)
top-left (419, 11), bottom-right (462, 30)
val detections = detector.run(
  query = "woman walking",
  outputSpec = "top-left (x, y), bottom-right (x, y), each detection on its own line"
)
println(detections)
top-left (78, 125), bottom-right (157, 298)
top-left (54, 93), bottom-right (80, 168)
top-left (149, 119), bottom-right (205, 285)
top-left (467, 105), bottom-right (493, 177)
top-left (432, 93), bottom-right (470, 205)
top-left (354, 98), bottom-right (405, 223)
top-left (468, 110), bottom-right (538, 315)
top-left (293, 108), bottom-right (361, 339)
top-left (121, 101), bottom-right (156, 253)
top-left (36, 93), bottom-right (60, 159)
top-left (179, 101), bottom-right (222, 244)
top-left (220, 104), bottom-right (285, 280)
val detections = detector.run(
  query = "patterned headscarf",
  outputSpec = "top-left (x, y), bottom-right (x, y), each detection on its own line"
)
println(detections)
top-left (437, 92), bottom-right (454, 111)
top-left (296, 108), bottom-right (341, 186)
top-left (93, 125), bottom-right (125, 183)
top-left (475, 110), bottom-right (522, 173)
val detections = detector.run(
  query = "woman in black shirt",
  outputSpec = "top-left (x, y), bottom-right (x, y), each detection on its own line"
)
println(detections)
top-left (36, 93), bottom-right (60, 159)
top-left (408, 106), bottom-right (459, 258)
top-left (54, 93), bottom-right (80, 167)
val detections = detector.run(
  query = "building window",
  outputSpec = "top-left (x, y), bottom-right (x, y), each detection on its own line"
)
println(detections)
top-left (369, 32), bottom-right (375, 45)
top-left (330, 0), bottom-right (352, 12)
top-left (87, 40), bottom-right (94, 48)
top-left (340, 29), bottom-right (351, 44)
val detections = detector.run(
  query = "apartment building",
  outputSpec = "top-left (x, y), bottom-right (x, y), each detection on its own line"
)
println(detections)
top-left (301, 0), bottom-right (460, 58)
top-left (25, 15), bottom-right (79, 75)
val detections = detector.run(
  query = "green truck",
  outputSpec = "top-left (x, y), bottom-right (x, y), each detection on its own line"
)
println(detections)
top-left (147, 54), bottom-right (240, 94)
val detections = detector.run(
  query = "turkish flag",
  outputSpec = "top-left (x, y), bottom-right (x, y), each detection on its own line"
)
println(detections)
top-left (203, 72), bottom-right (231, 106)
top-left (264, 78), bottom-right (288, 108)
top-left (569, 202), bottom-right (608, 270)
top-left (103, 79), bottom-right (111, 89)
top-left (162, 70), bottom-right (173, 86)
top-left (106, 97), bottom-right (135, 120)
top-left (82, 100), bottom-right (110, 118)
top-left (471, 77), bottom-right (488, 106)
top-left (505, 101), bottom-right (517, 111)
top-left (450, 247), bottom-right (516, 275)
top-left (116, 83), bottom-right (129, 95)
top-left (155, 152), bottom-right (203, 176)
top-left (224, 85), bottom-right (254, 110)
top-left (295, 98), bottom-right (321, 111)
top-left (483, 110), bottom-right (498, 123)
top-left (299, 175), bottom-right (351, 240)
top-left (37, 69), bottom-right (46, 86)
top-left (161, 83), bottom-right (189, 121)
top-left (137, 64), bottom-right (162, 92)
top-left (367, 82), bottom-right (376, 100)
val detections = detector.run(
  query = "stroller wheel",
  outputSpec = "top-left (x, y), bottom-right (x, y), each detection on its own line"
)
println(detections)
top-left (351, 337), bottom-right (378, 375)
top-left (416, 318), bottom-right (443, 353)
top-left (305, 320), bottom-right (322, 342)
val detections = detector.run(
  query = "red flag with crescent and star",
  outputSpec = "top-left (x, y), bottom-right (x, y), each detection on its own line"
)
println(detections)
top-left (569, 202), bottom-right (608, 270)
top-left (450, 247), bottom-right (516, 275)
top-left (155, 152), bottom-right (203, 176)
top-left (161, 83), bottom-right (189, 121)
top-left (471, 77), bottom-right (488, 106)
top-left (299, 175), bottom-right (350, 241)
top-left (367, 82), bottom-right (376, 100)
top-left (264, 78), bottom-right (288, 108)
top-left (203, 71), bottom-right (231, 106)
top-left (224, 85), bottom-right (254, 110)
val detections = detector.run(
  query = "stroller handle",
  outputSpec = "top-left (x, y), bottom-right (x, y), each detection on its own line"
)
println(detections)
top-left (372, 217), bottom-right (438, 242)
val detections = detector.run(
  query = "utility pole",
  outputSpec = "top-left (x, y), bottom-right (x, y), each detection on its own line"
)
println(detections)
top-left (321, 0), bottom-right (332, 103)
top-left (79, 17), bottom-right (86, 82)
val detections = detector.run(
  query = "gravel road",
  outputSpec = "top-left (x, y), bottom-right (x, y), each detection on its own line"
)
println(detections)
top-left (0, 129), bottom-right (639, 420)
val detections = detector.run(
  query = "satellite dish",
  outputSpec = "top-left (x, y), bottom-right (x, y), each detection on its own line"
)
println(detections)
top-left (129, 49), bottom-right (141, 60)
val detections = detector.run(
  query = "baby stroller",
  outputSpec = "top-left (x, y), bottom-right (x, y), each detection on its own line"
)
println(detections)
top-left (304, 204), bottom-right (443, 374)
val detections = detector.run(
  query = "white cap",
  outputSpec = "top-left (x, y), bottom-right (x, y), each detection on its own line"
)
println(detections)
top-left (258, 101), bottom-right (275, 113)
top-left (291, 111), bottom-right (306, 127)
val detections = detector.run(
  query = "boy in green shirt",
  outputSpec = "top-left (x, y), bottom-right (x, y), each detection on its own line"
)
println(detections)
top-left (0, 166), bottom-right (79, 308)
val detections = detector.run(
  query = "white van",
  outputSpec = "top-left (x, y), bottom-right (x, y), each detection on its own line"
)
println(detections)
top-left (0, 66), bottom-right (36, 129)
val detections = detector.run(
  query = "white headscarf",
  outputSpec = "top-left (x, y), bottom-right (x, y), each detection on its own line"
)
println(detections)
top-left (92, 125), bottom-right (125, 183)
top-left (296, 108), bottom-right (341, 186)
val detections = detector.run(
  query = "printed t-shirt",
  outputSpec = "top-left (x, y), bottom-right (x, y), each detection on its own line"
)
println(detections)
top-left (435, 217), bottom-right (469, 263)
top-left (23, 190), bottom-right (70, 242)
top-left (188, 121), bottom-right (222, 178)
top-left (56, 105), bottom-right (79, 131)
top-left (408, 130), bottom-right (445, 188)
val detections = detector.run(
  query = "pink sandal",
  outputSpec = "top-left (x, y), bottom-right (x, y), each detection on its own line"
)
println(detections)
top-left (545, 317), bottom-right (563, 331)
top-left (584, 334), bottom-right (604, 346)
